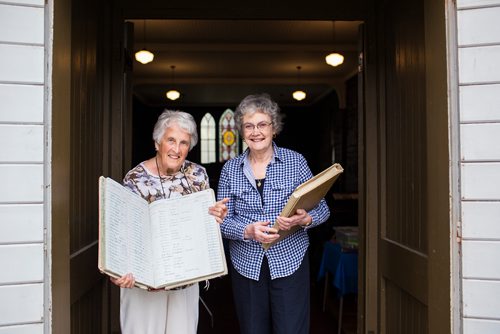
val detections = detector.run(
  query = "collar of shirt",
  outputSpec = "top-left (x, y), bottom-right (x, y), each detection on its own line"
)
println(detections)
top-left (241, 142), bottom-right (284, 188)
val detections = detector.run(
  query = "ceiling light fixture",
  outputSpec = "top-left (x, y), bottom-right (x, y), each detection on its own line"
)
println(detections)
top-left (292, 66), bottom-right (306, 101)
top-left (325, 21), bottom-right (344, 67)
top-left (166, 90), bottom-right (180, 100)
top-left (292, 90), bottom-right (306, 101)
top-left (166, 65), bottom-right (180, 101)
top-left (135, 20), bottom-right (154, 64)
top-left (325, 53), bottom-right (344, 67)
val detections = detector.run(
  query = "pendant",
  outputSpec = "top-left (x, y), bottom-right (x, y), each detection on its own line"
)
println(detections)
top-left (257, 179), bottom-right (261, 187)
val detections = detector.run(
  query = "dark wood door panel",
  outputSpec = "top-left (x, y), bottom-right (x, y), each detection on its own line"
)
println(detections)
top-left (380, 239), bottom-right (427, 306)
top-left (384, 279), bottom-right (428, 334)
top-left (69, 0), bottom-right (115, 332)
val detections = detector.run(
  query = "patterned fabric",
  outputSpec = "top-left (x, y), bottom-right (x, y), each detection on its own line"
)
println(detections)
top-left (122, 159), bottom-right (209, 290)
top-left (217, 143), bottom-right (330, 280)
top-left (123, 160), bottom-right (209, 203)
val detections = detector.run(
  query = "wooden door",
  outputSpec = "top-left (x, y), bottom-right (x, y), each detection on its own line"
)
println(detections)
top-left (361, 0), bottom-right (451, 333)
top-left (69, 0), bottom-right (109, 332)
top-left (68, 0), bottom-right (132, 333)
top-left (379, 2), bottom-right (429, 332)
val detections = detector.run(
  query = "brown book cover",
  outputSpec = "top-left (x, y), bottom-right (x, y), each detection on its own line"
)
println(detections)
top-left (262, 163), bottom-right (343, 250)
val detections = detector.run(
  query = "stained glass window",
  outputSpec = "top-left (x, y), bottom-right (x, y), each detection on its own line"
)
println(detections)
top-left (219, 109), bottom-right (239, 162)
top-left (200, 113), bottom-right (216, 164)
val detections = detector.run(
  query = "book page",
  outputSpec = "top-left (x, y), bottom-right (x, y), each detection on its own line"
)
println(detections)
top-left (100, 177), bottom-right (154, 287)
top-left (149, 189), bottom-right (226, 287)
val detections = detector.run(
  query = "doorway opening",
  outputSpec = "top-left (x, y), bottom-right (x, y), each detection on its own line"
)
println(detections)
top-left (64, 1), bottom-right (453, 333)
top-left (126, 18), bottom-right (362, 334)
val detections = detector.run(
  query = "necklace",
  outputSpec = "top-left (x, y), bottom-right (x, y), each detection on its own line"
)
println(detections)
top-left (155, 156), bottom-right (195, 198)
top-left (155, 156), bottom-right (167, 199)
top-left (256, 178), bottom-right (264, 187)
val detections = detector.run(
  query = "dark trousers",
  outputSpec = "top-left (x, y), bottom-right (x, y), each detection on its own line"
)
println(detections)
top-left (230, 253), bottom-right (310, 334)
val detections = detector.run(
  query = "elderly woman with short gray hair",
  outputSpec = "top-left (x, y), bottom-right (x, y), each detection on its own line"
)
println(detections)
top-left (217, 93), bottom-right (330, 334)
top-left (110, 109), bottom-right (228, 334)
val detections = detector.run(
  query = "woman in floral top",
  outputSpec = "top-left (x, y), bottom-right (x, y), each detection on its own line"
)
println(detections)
top-left (110, 110), bottom-right (228, 334)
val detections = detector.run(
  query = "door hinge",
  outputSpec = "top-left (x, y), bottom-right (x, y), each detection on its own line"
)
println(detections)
top-left (358, 52), bottom-right (364, 73)
top-left (456, 223), bottom-right (462, 245)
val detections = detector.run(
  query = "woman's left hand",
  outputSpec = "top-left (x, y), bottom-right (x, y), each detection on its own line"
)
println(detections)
top-left (209, 198), bottom-right (229, 224)
top-left (275, 209), bottom-right (312, 230)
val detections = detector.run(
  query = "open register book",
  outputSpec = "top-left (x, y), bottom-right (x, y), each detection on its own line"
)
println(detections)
top-left (262, 163), bottom-right (343, 250)
top-left (98, 176), bottom-right (228, 290)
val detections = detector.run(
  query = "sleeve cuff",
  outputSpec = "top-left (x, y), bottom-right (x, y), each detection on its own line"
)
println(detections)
top-left (304, 211), bottom-right (319, 229)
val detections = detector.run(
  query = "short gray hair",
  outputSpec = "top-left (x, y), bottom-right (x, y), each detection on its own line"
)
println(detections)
top-left (152, 110), bottom-right (198, 150)
top-left (234, 93), bottom-right (283, 135)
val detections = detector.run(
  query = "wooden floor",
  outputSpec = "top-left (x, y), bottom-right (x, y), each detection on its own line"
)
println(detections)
top-left (197, 271), bottom-right (357, 334)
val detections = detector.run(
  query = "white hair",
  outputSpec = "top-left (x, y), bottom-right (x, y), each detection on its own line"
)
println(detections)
top-left (152, 110), bottom-right (198, 150)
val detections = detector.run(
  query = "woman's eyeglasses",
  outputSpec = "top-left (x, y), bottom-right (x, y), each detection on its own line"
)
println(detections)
top-left (243, 121), bottom-right (272, 132)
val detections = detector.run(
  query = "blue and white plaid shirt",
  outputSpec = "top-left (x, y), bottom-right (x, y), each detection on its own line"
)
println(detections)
top-left (217, 143), bottom-right (330, 280)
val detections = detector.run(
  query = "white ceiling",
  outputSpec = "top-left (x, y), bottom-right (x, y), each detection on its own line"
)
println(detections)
top-left (129, 19), bottom-right (362, 107)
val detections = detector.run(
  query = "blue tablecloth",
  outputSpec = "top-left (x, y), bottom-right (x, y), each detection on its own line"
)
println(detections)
top-left (317, 241), bottom-right (358, 297)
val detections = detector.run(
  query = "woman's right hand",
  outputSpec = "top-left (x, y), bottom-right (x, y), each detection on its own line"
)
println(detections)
top-left (244, 221), bottom-right (279, 243)
top-left (110, 273), bottom-right (135, 289)
top-left (209, 197), bottom-right (229, 224)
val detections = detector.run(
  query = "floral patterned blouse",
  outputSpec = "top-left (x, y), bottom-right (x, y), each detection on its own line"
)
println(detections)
top-left (123, 160), bottom-right (210, 203)
top-left (122, 159), bottom-right (210, 290)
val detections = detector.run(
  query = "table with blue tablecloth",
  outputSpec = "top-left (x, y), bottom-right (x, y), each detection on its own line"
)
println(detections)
top-left (317, 241), bottom-right (358, 334)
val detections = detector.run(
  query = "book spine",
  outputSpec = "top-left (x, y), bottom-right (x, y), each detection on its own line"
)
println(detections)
top-left (98, 177), bottom-right (106, 270)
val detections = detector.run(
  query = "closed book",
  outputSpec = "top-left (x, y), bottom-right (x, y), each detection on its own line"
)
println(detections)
top-left (262, 163), bottom-right (343, 250)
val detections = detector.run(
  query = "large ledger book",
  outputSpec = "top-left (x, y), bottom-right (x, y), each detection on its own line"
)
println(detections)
top-left (262, 163), bottom-right (343, 250)
top-left (98, 176), bottom-right (228, 290)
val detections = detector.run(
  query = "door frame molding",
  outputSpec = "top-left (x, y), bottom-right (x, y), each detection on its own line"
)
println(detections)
top-left (358, 14), bottom-right (380, 334)
top-left (48, 0), bottom-right (72, 332)
top-left (424, 0), bottom-right (453, 332)
top-left (444, 0), bottom-right (462, 333)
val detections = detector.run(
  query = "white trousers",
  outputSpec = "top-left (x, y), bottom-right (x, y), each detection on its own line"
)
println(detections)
top-left (120, 284), bottom-right (199, 334)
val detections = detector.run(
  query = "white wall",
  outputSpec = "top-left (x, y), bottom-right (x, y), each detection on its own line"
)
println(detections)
top-left (0, 0), bottom-right (46, 333)
top-left (457, 0), bottom-right (500, 332)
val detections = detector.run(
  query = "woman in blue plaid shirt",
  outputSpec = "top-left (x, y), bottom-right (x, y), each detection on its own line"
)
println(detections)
top-left (217, 93), bottom-right (330, 334)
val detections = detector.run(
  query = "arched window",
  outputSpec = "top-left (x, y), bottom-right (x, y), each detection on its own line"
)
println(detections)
top-left (219, 109), bottom-right (239, 162)
top-left (200, 113), bottom-right (216, 164)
